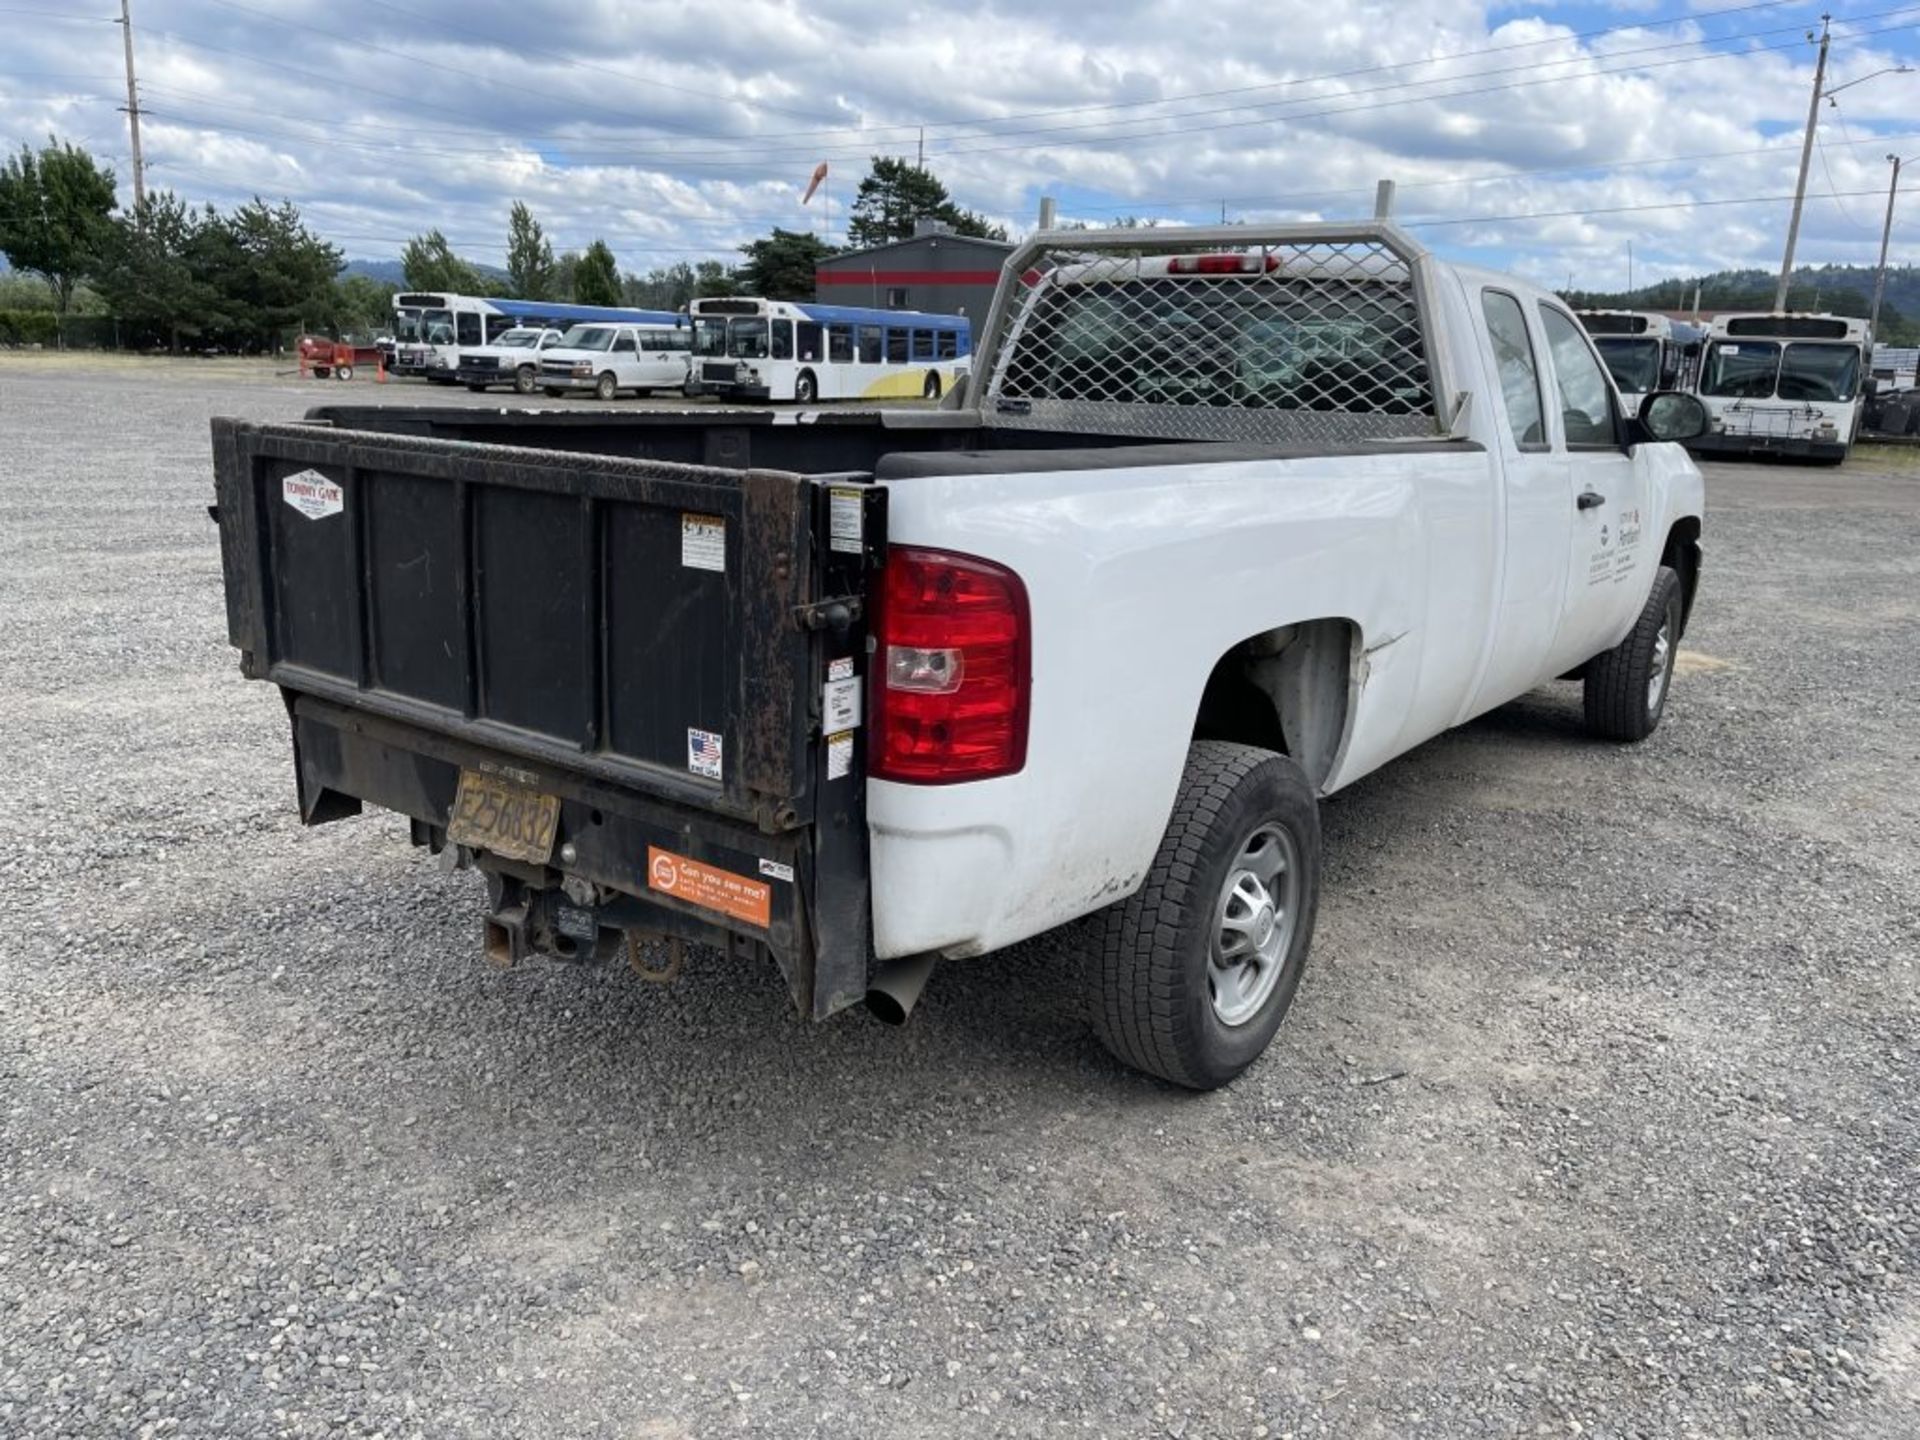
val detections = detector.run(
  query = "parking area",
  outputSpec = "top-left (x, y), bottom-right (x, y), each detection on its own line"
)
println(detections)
top-left (0, 355), bottom-right (1915, 1438)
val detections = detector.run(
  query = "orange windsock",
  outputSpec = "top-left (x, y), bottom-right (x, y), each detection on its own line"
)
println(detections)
top-left (801, 161), bottom-right (828, 205)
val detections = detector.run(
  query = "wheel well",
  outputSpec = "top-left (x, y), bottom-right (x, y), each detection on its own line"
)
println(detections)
top-left (1662, 517), bottom-right (1701, 637)
top-left (1192, 618), bottom-right (1357, 791)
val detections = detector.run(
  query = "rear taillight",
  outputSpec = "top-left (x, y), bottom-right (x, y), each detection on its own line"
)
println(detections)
top-left (870, 547), bottom-right (1029, 784)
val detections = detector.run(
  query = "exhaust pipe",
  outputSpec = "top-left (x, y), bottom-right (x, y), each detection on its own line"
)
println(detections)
top-left (865, 954), bottom-right (935, 1025)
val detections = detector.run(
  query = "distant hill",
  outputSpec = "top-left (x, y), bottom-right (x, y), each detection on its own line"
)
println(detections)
top-left (341, 257), bottom-right (512, 288)
top-left (1569, 263), bottom-right (1920, 344)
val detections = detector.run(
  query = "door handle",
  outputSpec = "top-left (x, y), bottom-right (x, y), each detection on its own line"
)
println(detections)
top-left (1576, 490), bottom-right (1606, 511)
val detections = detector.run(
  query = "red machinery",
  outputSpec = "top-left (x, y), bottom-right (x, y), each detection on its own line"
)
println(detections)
top-left (297, 334), bottom-right (385, 382)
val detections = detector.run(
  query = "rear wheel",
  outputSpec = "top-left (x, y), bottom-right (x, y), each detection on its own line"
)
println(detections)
top-left (335, 364), bottom-right (353, 382)
top-left (794, 370), bottom-right (818, 405)
top-left (595, 371), bottom-right (618, 402)
top-left (1086, 742), bottom-right (1321, 1090)
top-left (312, 365), bottom-right (330, 379)
top-left (514, 365), bottom-right (537, 394)
top-left (923, 371), bottom-right (942, 400)
top-left (1583, 564), bottom-right (1683, 742)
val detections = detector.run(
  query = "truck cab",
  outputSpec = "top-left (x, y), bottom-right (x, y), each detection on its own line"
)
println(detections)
top-left (454, 326), bottom-right (566, 394)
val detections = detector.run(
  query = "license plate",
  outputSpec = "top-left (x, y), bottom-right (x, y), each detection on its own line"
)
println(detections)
top-left (446, 769), bottom-right (560, 865)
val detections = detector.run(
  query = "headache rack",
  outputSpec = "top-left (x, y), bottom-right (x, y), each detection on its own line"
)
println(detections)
top-left (972, 221), bottom-right (1457, 446)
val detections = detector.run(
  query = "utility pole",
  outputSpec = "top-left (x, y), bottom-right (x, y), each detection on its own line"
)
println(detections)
top-left (1627, 239), bottom-right (1634, 297)
top-left (1869, 153), bottom-right (1903, 338)
top-left (916, 127), bottom-right (924, 169)
top-left (1776, 14), bottom-right (1831, 313)
top-left (117, 0), bottom-right (146, 208)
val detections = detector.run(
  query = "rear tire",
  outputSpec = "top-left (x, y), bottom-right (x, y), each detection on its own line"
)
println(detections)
top-left (312, 365), bottom-right (330, 379)
top-left (795, 370), bottom-right (818, 405)
top-left (1583, 564), bottom-right (1683, 742)
top-left (595, 371), bottom-right (619, 401)
top-left (923, 371), bottom-right (942, 400)
top-left (1086, 742), bottom-right (1321, 1090)
top-left (335, 365), bottom-right (353, 381)
top-left (514, 365), bottom-right (537, 395)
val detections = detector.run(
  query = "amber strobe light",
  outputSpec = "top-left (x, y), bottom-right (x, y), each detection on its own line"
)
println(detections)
top-left (870, 547), bottom-right (1030, 783)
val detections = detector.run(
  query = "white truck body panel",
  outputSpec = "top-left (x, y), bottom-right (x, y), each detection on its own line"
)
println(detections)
top-left (865, 242), bottom-right (1703, 961)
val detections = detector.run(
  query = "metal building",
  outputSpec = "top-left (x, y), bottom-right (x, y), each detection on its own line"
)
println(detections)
top-left (813, 220), bottom-right (1014, 335)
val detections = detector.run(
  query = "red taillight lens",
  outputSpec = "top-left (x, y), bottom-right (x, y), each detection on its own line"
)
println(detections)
top-left (1166, 254), bottom-right (1280, 275)
top-left (870, 547), bottom-right (1029, 784)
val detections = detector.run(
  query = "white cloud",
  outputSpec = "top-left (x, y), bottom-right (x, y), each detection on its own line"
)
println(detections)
top-left (1, 0), bottom-right (1915, 285)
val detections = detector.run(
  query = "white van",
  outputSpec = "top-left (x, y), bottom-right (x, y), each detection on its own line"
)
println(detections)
top-left (537, 324), bottom-right (691, 400)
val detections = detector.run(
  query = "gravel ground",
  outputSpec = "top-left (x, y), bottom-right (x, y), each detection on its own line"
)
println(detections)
top-left (1, 357), bottom-right (1915, 1439)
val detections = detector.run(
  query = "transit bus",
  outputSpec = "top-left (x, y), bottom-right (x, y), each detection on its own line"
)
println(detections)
top-left (1688, 313), bottom-right (1871, 464)
top-left (682, 297), bottom-right (971, 403)
top-left (1575, 310), bottom-right (1701, 415)
top-left (390, 294), bottom-right (681, 381)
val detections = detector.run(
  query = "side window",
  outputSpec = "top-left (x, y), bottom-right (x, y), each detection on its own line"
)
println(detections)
top-left (936, 329), bottom-right (958, 360)
top-left (1539, 306), bottom-right (1618, 448)
top-left (886, 328), bottom-right (909, 364)
top-left (612, 330), bottom-right (637, 353)
top-left (771, 319), bottom-right (794, 360)
top-left (857, 326), bottom-right (883, 364)
top-left (456, 311), bottom-right (483, 347)
top-left (796, 321), bottom-right (823, 362)
top-left (828, 325), bottom-right (853, 363)
top-left (485, 315), bottom-right (516, 341)
top-left (1481, 290), bottom-right (1546, 451)
top-left (911, 328), bottom-right (934, 361)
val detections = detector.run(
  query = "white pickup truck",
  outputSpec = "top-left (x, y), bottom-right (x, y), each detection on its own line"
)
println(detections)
top-left (536, 321), bottom-right (692, 400)
top-left (210, 222), bottom-right (1706, 1088)
top-left (453, 326), bottom-right (566, 394)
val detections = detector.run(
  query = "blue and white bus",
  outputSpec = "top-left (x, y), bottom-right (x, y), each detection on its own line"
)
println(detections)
top-left (683, 297), bottom-right (971, 403)
top-left (391, 293), bottom-right (682, 381)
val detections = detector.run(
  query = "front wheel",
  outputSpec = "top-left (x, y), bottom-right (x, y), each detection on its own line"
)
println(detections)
top-left (923, 371), bottom-right (942, 400)
top-left (594, 371), bottom-right (619, 402)
top-left (335, 364), bottom-right (353, 382)
top-left (794, 370), bottom-right (817, 405)
top-left (1086, 742), bottom-right (1321, 1090)
top-left (312, 365), bottom-right (330, 379)
top-left (1583, 564), bottom-right (1683, 742)
top-left (514, 365), bottom-right (537, 395)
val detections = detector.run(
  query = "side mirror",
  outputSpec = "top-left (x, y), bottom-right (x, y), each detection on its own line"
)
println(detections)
top-left (1636, 390), bottom-right (1709, 443)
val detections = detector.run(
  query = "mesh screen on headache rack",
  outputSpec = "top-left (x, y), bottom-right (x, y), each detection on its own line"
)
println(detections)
top-left (979, 232), bottom-right (1440, 445)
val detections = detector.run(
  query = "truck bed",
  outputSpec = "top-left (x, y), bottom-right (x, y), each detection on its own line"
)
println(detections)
top-left (301, 404), bottom-right (1465, 481)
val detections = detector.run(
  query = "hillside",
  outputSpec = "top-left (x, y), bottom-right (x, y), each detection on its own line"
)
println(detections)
top-left (341, 257), bottom-right (511, 288)
top-left (1568, 263), bottom-right (1920, 344)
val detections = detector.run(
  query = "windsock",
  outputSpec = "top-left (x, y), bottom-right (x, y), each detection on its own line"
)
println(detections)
top-left (801, 162), bottom-right (828, 205)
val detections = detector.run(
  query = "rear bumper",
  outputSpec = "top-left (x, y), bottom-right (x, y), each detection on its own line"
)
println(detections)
top-left (1686, 432), bottom-right (1846, 462)
top-left (685, 381), bottom-right (772, 401)
top-left (287, 695), bottom-right (826, 1000)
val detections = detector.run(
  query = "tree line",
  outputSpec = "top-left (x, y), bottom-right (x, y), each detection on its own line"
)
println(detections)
top-left (0, 135), bottom-right (1008, 350)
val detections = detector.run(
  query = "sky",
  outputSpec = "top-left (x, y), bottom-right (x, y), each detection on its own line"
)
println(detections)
top-left (3, 0), bottom-right (1918, 294)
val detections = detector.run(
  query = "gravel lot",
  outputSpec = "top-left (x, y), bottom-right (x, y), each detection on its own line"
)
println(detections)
top-left (1, 356), bottom-right (1915, 1439)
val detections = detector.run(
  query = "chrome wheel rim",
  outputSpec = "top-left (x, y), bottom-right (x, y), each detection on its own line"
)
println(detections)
top-left (1648, 617), bottom-right (1673, 714)
top-left (1209, 822), bottom-right (1301, 1027)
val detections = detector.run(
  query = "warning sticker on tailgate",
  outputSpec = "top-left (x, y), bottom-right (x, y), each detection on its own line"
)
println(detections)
top-left (646, 846), bottom-right (771, 928)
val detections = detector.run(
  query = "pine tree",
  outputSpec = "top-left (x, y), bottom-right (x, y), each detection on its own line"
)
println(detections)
top-left (505, 201), bottom-right (555, 300)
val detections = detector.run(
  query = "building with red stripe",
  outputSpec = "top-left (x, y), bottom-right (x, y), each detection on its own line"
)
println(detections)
top-left (814, 221), bottom-right (1015, 337)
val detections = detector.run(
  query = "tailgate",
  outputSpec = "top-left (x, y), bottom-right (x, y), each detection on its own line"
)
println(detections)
top-left (211, 418), bottom-right (883, 1015)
